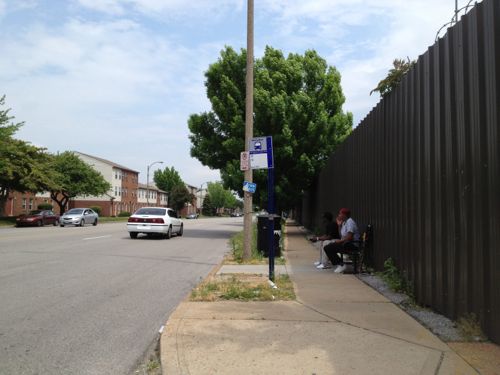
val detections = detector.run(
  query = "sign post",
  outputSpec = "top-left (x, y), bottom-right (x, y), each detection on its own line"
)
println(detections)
top-left (249, 136), bottom-right (275, 281)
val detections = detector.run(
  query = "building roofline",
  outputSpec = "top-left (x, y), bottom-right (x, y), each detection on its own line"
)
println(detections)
top-left (74, 151), bottom-right (139, 173)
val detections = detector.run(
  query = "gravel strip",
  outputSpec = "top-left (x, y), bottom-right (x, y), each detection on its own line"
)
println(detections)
top-left (358, 274), bottom-right (464, 342)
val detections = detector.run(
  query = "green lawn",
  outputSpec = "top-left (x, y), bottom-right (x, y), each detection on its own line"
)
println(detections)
top-left (98, 216), bottom-right (130, 223)
top-left (0, 218), bottom-right (16, 227)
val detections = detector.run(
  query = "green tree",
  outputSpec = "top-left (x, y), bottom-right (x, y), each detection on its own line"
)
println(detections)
top-left (49, 152), bottom-right (112, 214)
top-left (371, 57), bottom-right (416, 97)
top-left (154, 167), bottom-right (184, 194)
top-left (0, 96), bottom-right (57, 215)
top-left (188, 46), bottom-right (352, 210)
top-left (202, 194), bottom-right (216, 216)
top-left (169, 184), bottom-right (194, 213)
top-left (207, 182), bottom-right (236, 212)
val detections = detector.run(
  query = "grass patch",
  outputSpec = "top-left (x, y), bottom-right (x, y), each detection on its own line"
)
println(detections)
top-left (377, 257), bottom-right (414, 299)
top-left (457, 313), bottom-right (487, 341)
top-left (229, 223), bottom-right (285, 265)
top-left (190, 274), bottom-right (295, 302)
top-left (0, 217), bottom-right (16, 227)
top-left (98, 216), bottom-right (130, 223)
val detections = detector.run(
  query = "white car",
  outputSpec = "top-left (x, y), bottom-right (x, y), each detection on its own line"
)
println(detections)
top-left (127, 207), bottom-right (183, 239)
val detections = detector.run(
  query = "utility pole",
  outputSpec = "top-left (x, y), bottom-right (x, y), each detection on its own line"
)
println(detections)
top-left (243, 0), bottom-right (254, 260)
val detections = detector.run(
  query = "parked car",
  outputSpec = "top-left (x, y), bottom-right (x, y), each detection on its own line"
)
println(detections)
top-left (16, 210), bottom-right (60, 227)
top-left (230, 212), bottom-right (243, 217)
top-left (127, 207), bottom-right (183, 239)
top-left (185, 213), bottom-right (198, 219)
top-left (60, 208), bottom-right (99, 227)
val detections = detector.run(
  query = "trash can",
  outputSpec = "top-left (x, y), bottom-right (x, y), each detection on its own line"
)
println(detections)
top-left (257, 214), bottom-right (282, 257)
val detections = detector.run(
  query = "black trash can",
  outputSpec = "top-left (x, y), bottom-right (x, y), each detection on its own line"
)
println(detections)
top-left (257, 215), bottom-right (281, 257)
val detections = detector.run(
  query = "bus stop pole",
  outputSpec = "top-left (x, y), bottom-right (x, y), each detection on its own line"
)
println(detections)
top-left (268, 167), bottom-right (275, 281)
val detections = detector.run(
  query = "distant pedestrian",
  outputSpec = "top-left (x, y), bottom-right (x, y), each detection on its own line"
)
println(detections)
top-left (324, 208), bottom-right (360, 273)
top-left (309, 212), bottom-right (340, 269)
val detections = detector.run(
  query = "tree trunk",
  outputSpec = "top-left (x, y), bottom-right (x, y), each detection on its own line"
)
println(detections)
top-left (0, 187), bottom-right (9, 217)
top-left (51, 191), bottom-right (70, 215)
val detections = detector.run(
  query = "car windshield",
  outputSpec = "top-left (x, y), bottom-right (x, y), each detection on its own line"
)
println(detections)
top-left (28, 210), bottom-right (42, 215)
top-left (66, 209), bottom-right (84, 215)
top-left (134, 208), bottom-right (166, 216)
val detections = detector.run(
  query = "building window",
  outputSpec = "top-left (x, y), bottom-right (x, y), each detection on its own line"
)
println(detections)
top-left (29, 199), bottom-right (33, 210)
top-left (22, 198), bottom-right (27, 209)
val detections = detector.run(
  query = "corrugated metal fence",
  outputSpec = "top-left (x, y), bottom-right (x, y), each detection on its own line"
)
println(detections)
top-left (299, 0), bottom-right (500, 344)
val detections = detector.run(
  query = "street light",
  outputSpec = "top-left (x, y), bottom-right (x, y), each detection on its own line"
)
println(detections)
top-left (147, 161), bottom-right (163, 205)
top-left (198, 181), bottom-right (210, 215)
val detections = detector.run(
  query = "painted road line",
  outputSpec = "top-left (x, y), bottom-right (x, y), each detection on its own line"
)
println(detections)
top-left (82, 235), bottom-right (112, 241)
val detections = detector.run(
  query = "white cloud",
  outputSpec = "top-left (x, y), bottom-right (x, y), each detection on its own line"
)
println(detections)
top-left (1, 0), bottom-right (477, 186)
top-left (77, 0), bottom-right (244, 19)
top-left (255, 0), bottom-right (460, 124)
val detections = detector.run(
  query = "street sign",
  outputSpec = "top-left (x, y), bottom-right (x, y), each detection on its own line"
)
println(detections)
top-left (240, 151), bottom-right (250, 171)
top-left (249, 136), bottom-right (273, 169)
top-left (243, 181), bottom-right (257, 193)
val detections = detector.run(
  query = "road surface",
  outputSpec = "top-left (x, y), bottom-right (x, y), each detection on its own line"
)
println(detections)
top-left (0, 217), bottom-right (242, 374)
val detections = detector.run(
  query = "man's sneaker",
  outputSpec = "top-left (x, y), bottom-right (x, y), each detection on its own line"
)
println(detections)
top-left (314, 261), bottom-right (321, 266)
top-left (334, 264), bottom-right (347, 273)
top-left (316, 263), bottom-right (331, 269)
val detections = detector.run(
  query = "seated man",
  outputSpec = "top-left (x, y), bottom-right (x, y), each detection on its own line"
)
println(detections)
top-left (309, 212), bottom-right (340, 269)
top-left (324, 208), bottom-right (360, 273)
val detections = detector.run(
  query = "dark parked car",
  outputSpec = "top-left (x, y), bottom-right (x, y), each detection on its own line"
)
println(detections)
top-left (16, 210), bottom-right (60, 227)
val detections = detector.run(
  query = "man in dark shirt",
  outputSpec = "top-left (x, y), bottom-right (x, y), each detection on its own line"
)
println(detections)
top-left (309, 212), bottom-right (340, 269)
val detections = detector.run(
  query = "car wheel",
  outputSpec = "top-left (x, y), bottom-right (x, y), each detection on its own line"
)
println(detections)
top-left (53, 220), bottom-right (59, 226)
top-left (37, 220), bottom-right (43, 227)
top-left (60, 224), bottom-right (64, 227)
top-left (93, 219), bottom-right (98, 226)
top-left (79, 219), bottom-right (85, 227)
top-left (178, 224), bottom-right (183, 237)
top-left (129, 232), bottom-right (138, 239)
top-left (165, 226), bottom-right (172, 239)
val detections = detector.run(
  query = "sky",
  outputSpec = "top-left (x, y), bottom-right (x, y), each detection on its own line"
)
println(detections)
top-left (0, 0), bottom-right (465, 187)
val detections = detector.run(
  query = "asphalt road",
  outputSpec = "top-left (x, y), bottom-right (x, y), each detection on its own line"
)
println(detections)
top-left (0, 217), bottom-right (243, 375)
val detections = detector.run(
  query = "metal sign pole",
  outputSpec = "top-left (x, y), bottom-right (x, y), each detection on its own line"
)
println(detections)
top-left (268, 166), bottom-right (275, 281)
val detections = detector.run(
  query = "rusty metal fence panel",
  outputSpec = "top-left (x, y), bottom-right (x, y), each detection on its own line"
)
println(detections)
top-left (299, 0), bottom-right (500, 344)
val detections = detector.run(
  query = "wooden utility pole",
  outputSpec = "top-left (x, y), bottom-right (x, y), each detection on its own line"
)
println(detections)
top-left (243, 0), bottom-right (254, 260)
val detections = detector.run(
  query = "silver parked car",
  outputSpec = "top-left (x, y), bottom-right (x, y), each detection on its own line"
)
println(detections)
top-left (60, 208), bottom-right (99, 227)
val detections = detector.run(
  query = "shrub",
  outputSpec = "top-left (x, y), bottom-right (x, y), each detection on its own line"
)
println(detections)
top-left (37, 203), bottom-right (53, 210)
top-left (118, 211), bottom-right (131, 217)
top-left (379, 257), bottom-right (414, 298)
top-left (90, 206), bottom-right (102, 216)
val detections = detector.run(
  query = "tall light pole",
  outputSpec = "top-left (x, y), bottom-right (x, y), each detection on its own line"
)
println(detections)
top-left (243, 0), bottom-right (254, 260)
top-left (198, 181), bottom-right (210, 215)
top-left (147, 161), bottom-right (163, 206)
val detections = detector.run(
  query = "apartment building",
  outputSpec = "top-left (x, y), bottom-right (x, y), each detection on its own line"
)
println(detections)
top-left (2, 152), bottom-right (169, 217)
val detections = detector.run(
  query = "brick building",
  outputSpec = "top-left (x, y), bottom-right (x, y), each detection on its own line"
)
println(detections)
top-left (3, 152), bottom-right (170, 217)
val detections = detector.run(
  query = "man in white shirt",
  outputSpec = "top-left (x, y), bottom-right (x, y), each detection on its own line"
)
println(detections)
top-left (324, 208), bottom-right (360, 273)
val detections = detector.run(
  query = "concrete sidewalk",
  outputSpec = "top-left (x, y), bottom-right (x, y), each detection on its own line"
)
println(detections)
top-left (160, 223), bottom-right (477, 374)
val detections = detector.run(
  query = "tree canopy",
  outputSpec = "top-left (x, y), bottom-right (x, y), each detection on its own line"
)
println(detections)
top-left (153, 166), bottom-right (183, 194)
top-left (153, 166), bottom-right (193, 213)
top-left (207, 182), bottom-right (238, 211)
top-left (188, 46), bottom-right (352, 210)
top-left (202, 194), bottom-right (216, 216)
top-left (49, 152), bottom-right (111, 214)
top-left (169, 184), bottom-right (194, 212)
top-left (0, 96), bottom-right (56, 215)
top-left (371, 58), bottom-right (416, 97)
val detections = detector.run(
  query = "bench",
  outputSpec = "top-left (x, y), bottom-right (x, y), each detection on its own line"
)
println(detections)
top-left (340, 224), bottom-right (373, 274)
